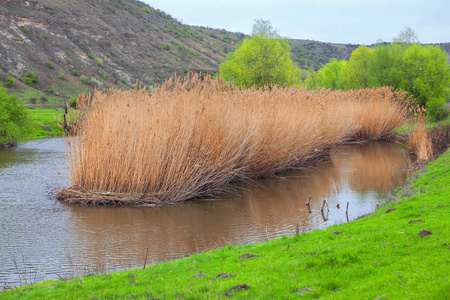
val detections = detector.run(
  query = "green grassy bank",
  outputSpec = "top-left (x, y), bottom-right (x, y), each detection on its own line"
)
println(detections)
top-left (2, 151), bottom-right (449, 298)
top-left (27, 108), bottom-right (65, 139)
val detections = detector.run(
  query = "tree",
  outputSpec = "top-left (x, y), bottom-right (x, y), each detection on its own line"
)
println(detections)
top-left (392, 27), bottom-right (420, 45)
top-left (368, 43), bottom-right (404, 88)
top-left (314, 59), bottom-right (348, 90)
top-left (0, 85), bottom-right (33, 146)
top-left (400, 44), bottom-right (450, 120)
top-left (219, 20), bottom-right (300, 89)
top-left (251, 18), bottom-right (280, 38)
top-left (341, 46), bottom-right (374, 89)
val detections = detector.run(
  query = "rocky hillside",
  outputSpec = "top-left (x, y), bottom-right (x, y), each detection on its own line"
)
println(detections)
top-left (0, 0), bottom-right (245, 104)
top-left (0, 0), bottom-right (448, 107)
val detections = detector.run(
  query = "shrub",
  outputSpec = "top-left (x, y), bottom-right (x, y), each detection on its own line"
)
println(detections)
top-left (97, 59), bottom-right (103, 66)
top-left (101, 73), bottom-right (107, 79)
top-left (69, 96), bottom-right (78, 108)
top-left (29, 97), bottom-right (37, 104)
top-left (39, 96), bottom-right (48, 104)
top-left (23, 71), bottom-right (37, 85)
top-left (48, 86), bottom-right (56, 94)
top-left (5, 77), bottom-right (15, 87)
top-left (59, 72), bottom-right (66, 80)
top-left (0, 86), bottom-right (33, 145)
top-left (142, 6), bottom-right (151, 14)
top-left (72, 70), bottom-right (80, 76)
top-left (23, 77), bottom-right (33, 85)
top-left (46, 61), bottom-right (54, 69)
top-left (90, 77), bottom-right (105, 90)
top-left (159, 44), bottom-right (171, 51)
top-left (80, 75), bottom-right (91, 84)
top-left (426, 97), bottom-right (448, 122)
top-left (88, 53), bottom-right (94, 59)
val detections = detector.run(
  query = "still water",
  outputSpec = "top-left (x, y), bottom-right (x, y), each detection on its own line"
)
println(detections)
top-left (0, 138), bottom-right (411, 288)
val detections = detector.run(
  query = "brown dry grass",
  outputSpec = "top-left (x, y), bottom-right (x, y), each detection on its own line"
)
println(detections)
top-left (407, 111), bottom-right (433, 161)
top-left (60, 74), bottom-right (409, 205)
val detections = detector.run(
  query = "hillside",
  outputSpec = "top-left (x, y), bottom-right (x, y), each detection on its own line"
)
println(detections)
top-left (0, 0), bottom-right (448, 107)
top-left (0, 0), bottom-right (245, 105)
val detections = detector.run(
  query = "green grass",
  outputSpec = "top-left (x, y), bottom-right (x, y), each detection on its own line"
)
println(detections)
top-left (2, 150), bottom-right (449, 299)
top-left (27, 108), bottom-right (65, 139)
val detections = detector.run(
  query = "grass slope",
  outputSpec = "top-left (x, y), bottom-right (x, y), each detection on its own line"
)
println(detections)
top-left (2, 151), bottom-right (449, 298)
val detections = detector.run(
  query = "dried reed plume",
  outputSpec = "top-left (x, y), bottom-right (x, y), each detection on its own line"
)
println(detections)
top-left (407, 110), bottom-right (433, 161)
top-left (59, 74), bottom-right (409, 205)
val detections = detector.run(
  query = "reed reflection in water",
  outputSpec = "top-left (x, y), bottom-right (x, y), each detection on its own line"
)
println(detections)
top-left (64, 142), bottom-right (411, 273)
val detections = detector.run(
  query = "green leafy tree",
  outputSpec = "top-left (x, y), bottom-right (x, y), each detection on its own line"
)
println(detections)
top-left (0, 86), bottom-right (33, 146)
top-left (368, 43), bottom-right (404, 88)
top-left (340, 46), bottom-right (374, 89)
top-left (314, 59), bottom-right (348, 90)
top-left (399, 44), bottom-right (450, 107)
top-left (219, 20), bottom-right (300, 88)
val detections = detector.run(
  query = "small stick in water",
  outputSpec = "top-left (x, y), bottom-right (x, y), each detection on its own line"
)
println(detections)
top-left (321, 199), bottom-right (329, 213)
top-left (306, 195), bottom-right (312, 206)
top-left (143, 248), bottom-right (149, 270)
top-left (346, 202), bottom-right (350, 222)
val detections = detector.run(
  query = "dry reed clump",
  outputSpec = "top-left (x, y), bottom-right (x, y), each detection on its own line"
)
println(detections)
top-left (58, 74), bottom-right (409, 205)
top-left (407, 111), bottom-right (433, 161)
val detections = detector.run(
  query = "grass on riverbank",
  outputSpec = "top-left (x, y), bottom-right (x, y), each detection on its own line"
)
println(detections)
top-left (27, 108), bottom-right (65, 139)
top-left (3, 150), bottom-right (449, 299)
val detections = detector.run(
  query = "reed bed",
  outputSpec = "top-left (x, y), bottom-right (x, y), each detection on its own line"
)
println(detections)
top-left (59, 74), bottom-right (409, 205)
top-left (407, 111), bottom-right (433, 161)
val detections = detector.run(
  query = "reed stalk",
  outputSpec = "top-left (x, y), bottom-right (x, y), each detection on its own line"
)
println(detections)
top-left (407, 110), bottom-right (433, 161)
top-left (60, 74), bottom-right (409, 205)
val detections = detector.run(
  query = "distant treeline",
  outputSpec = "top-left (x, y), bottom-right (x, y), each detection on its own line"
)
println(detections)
top-left (303, 43), bottom-right (450, 121)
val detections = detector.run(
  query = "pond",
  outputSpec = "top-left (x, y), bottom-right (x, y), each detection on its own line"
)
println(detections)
top-left (0, 138), bottom-right (412, 289)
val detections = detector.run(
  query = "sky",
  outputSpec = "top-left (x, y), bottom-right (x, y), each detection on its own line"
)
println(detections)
top-left (141, 0), bottom-right (450, 45)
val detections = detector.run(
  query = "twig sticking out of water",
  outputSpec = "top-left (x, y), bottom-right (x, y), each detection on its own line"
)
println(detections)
top-left (306, 195), bottom-right (312, 206)
top-left (346, 202), bottom-right (350, 222)
top-left (320, 199), bottom-right (329, 213)
top-left (143, 248), bottom-right (149, 270)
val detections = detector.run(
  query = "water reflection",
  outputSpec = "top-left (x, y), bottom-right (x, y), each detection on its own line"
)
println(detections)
top-left (0, 140), bottom-right (411, 289)
top-left (65, 142), bottom-right (410, 275)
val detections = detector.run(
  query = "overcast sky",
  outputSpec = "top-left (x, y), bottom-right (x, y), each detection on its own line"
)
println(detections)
top-left (141, 0), bottom-right (449, 45)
